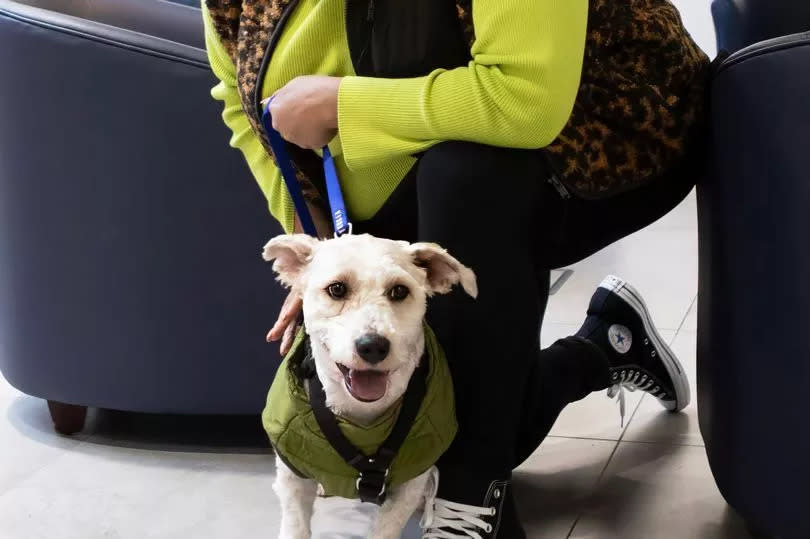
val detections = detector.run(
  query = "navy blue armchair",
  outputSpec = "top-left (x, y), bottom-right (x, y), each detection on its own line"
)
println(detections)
top-left (699, 2), bottom-right (810, 538)
top-left (0, 0), bottom-right (286, 433)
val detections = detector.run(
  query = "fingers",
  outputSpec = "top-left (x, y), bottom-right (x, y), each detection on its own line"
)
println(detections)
top-left (280, 322), bottom-right (298, 356)
top-left (267, 314), bottom-right (292, 342)
top-left (267, 295), bottom-right (302, 342)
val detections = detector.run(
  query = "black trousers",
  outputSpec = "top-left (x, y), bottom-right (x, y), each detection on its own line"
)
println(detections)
top-left (354, 141), bottom-right (695, 477)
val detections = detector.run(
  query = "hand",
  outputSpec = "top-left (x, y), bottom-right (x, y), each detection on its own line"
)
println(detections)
top-left (267, 291), bottom-right (302, 356)
top-left (266, 210), bottom-right (329, 355)
top-left (266, 75), bottom-right (341, 150)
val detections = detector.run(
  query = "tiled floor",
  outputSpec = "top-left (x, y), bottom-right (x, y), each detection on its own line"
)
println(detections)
top-left (0, 2), bottom-right (735, 538)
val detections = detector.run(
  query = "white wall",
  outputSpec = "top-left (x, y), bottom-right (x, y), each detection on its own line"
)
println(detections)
top-left (669, 0), bottom-right (718, 58)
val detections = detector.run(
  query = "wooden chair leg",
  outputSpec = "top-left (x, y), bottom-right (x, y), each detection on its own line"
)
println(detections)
top-left (47, 401), bottom-right (87, 435)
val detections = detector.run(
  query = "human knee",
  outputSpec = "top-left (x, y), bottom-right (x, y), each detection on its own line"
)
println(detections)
top-left (417, 141), bottom-right (540, 207)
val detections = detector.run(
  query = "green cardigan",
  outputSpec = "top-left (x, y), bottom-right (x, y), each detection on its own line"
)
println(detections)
top-left (262, 326), bottom-right (457, 499)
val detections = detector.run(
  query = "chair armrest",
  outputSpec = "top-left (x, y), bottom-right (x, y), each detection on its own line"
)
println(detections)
top-left (0, 0), bottom-right (206, 57)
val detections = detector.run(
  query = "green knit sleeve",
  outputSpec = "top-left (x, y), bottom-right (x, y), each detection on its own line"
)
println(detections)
top-left (201, 3), bottom-right (295, 232)
top-left (337, 0), bottom-right (588, 172)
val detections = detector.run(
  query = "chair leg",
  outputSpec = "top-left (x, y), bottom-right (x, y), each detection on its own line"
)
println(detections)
top-left (47, 401), bottom-right (87, 435)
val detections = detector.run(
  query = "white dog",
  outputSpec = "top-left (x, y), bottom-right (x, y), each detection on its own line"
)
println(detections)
top-left (262, 233), bottom-right (477, 539)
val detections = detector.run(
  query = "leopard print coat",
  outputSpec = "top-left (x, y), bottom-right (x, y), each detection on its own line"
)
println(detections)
top-left (205, 0), bottom-right (709, 201)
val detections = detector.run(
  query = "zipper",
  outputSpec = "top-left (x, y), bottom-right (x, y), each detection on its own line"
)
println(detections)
top-left (548, 173), bottom-right (571, 200)
top-left (253, 0), bottom-right (304, 119)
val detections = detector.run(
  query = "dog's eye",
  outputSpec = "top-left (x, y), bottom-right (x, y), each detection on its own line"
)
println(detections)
top-left (388, 285), bottom-right (410, 302)
top-left (326, 282), bottom-right (348, 299)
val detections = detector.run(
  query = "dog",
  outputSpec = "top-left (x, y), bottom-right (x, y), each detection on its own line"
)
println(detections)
top-left (261, 233), bottom-right (477, 539)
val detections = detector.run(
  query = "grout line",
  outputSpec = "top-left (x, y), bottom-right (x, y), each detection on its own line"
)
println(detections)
top-left (565, 437), bottom-right (621, 538)
top-left (673, 294), bottom-right (697, 339)
top-left (565, 390), bottom-right (649, 538)
top-left (546, 434), bottom-right (624, 443)
top-left (564, 392), bottom-right (649, 538)
top-left (545, 434), bottom-right (704, 448)
top-left (609, 438), bottom-right (705, 449)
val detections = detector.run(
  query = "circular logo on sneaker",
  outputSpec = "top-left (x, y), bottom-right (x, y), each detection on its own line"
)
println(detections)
top-left (608, 324), bottom-right (632, 354)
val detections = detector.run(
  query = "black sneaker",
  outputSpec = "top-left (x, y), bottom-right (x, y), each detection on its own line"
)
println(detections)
top-left (422, 469), bottom-right (525, 539)
top-left (576, 275), bottom-right (690, 421)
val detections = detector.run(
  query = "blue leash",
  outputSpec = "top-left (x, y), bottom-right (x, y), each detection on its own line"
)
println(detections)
top-left (261, 99), bottom-right (353, 237)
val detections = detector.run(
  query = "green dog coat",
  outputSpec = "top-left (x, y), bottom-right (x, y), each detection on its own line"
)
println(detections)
top-left (262, 325), bottom-right (457, 500)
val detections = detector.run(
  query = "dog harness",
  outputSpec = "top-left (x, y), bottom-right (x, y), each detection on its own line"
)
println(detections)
top-left (262, 325), bottom-right (457, 504)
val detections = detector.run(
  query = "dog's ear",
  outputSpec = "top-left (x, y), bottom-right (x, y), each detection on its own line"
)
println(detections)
top-left (262, 234), bottom-right (319, 288)
top-left (408, 243), bottom-right (478, 298)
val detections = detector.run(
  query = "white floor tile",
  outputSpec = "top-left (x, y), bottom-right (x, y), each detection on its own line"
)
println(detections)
top-left (623, 331), bottom-right (703, 446)
top-left (548, 389), bottom-right (640, 442)
top-left (514, 437), bottom-right (618, 538)
top-left (545, 225), bottom-right (698, 331)
top-left (570, 442), bottom-right (751, 539)
top-left (0, 383), bottom-right (81, 496)
top-left (0, 435), bottom-right (277, 539)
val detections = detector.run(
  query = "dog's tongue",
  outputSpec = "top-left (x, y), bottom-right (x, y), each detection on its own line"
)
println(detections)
top-left (347, 370), bottom-right (388, 402)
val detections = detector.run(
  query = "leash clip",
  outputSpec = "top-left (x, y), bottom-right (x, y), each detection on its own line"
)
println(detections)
top-left (334, 222), bottom-right (353, 238)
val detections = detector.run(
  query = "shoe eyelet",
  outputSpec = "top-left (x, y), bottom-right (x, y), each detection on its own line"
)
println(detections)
top-left (651, 351), bottom-right (657, 357)
top-left (493, 488), bottom-right (501, 499)
top-left (644, 338), bottom-right (649, 345)
top-left (485, 524), bottom-right (493, 532)
top-left (490, 507), bottom-right (497, 516)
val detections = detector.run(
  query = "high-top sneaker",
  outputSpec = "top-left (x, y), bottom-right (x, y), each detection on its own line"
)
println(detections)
top-left (576, 275), bottom-right (690, 424)
top-left (422, 469), bottom-right (525, 539)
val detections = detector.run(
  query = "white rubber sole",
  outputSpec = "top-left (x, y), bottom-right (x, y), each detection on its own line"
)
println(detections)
top-left (598, 275), bottom-right (691, 412)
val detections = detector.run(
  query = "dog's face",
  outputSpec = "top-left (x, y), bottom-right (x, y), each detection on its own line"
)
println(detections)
top-left (263, 234), bottom-right (477, 421)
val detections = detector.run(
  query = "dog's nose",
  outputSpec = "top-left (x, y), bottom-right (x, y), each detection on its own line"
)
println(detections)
top-left (355, 334), bottom-right (390, 364)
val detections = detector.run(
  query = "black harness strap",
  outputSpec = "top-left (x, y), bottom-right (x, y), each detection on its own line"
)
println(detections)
top-left (309, 354), bottom-right (430, 505)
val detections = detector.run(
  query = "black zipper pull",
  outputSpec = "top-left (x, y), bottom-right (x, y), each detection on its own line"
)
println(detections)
top-left (367, 0), bottom-right (375, 22)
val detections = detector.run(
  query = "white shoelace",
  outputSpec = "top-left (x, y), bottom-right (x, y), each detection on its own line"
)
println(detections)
top-left (607, 370), bottom-right (657, 427)
top-left (421, 469), bottom-right (496, 539)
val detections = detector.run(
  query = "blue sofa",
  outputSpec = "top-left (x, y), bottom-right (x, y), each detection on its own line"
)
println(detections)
top-left (0, 0), bottom-right (287, 432)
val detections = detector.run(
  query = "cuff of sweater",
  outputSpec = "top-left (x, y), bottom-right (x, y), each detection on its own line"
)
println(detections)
top-left (337, 74), bottom-right (434, 171)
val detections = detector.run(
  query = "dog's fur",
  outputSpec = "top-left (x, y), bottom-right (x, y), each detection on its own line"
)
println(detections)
top-left (263, 233), bottom-right (477, 539)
